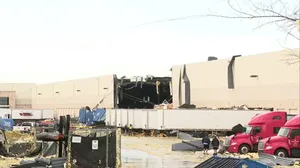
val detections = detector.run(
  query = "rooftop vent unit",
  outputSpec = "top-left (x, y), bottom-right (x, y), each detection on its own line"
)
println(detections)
top-left (208, 56), bottom-right (218, 61)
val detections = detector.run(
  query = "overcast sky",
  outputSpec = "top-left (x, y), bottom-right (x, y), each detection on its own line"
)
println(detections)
top-left (0, 0), bottom-right (298, 84)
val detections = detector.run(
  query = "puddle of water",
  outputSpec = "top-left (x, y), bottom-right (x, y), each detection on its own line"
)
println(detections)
top-left (121, 149), bottom-right (198, 168)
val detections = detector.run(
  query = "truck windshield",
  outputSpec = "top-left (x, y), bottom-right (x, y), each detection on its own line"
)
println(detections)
top-left (277, 128), bottom-right (290, 137)
top-left (287, 115), bottom-right (295, 121)
top-left (244, 126), bottom-right (252, 134)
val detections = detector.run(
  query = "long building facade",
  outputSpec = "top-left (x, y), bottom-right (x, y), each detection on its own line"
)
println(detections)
top-left (171, 49), bottom-right (300, 113)
top-left (0, 49), bottom-right (299, 116)
top-left (0, 75), bottom-right (117, 118)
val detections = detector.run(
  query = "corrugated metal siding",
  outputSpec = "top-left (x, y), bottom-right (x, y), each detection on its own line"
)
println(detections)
top-left (194, 157), bottom-right (245, 168)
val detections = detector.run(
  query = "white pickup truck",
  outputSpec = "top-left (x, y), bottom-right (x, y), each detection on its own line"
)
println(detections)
top-left (13, 122), bottom-right (36, 133)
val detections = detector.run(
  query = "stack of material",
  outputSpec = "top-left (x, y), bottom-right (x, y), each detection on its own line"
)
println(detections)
top-left (11, 157), bottom-right (67, 168)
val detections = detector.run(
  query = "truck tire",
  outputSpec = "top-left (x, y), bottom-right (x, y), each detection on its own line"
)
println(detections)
top-left (275, 149), bottom-right (288, 157)
top-left (239, 144), bottom-right (250, 154)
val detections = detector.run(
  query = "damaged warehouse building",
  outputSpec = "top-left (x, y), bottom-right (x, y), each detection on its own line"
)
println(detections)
top-left (0, 49), bottom-right (299, 166)
top-left (0, 49), bottom-right (299, 116)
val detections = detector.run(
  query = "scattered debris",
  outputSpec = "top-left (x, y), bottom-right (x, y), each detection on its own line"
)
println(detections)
top-left (5, 131), bottom-right (35, 144)
top-left (258, 152), bottom-right (295, 166)
top-left (4, 131), bottom-right (37, 157)
top-left (11, 157), bottom-right (67, 168)
top-left (36, 132), bottom-right (63, 141)
top-left (172, 136), bottom-right (225, 152)
top-left (172, 140), bottom-right (205, 151)
top-left (178, 132), bottom-right (194, 140)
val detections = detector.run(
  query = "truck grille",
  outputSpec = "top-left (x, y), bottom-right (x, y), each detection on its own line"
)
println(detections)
top-left (224, 137), bottom-right (231, 147)
top-left (258, 141), bottom-right (265, 151)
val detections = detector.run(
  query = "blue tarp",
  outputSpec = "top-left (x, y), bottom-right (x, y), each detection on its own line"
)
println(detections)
top-left (93, 109), bottom-right (106, 122)
top-left (194, 156), bottom-right (271, 168)
top-left (78, 108), bottom-right (87, 123)
top-left (85, 111), bottom-right (94, 126)
top-left (245, 159), bottom-right (273, 168)
top-left (0, 118), bottom-right (14, 131)
top-left (78, 108), bottom-right (106, 125)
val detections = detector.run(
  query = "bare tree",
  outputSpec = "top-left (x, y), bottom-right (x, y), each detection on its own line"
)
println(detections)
top-left (132, 0), bottom-right (299, 38)
top-left (207, 0), bottom-right (299, 41)
top-left (210, 0), bottom-right (299, 63)
top-left (131, 0), bottom-right (299, 61)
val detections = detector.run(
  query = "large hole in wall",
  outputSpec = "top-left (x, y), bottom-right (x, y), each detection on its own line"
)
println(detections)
top-left (117, 76), bottom-right (172, 109)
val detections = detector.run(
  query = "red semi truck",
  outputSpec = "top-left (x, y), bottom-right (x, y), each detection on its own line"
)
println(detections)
top-left (258, 115), bottom-right (300, 158)
top-left (223, 111), bottom-right (295, 154)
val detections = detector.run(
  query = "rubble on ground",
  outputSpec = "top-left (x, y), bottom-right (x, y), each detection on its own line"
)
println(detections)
top-left (221, 152), bottom-right (259, 160)
top-left (10, 157), bottom-right (67, 168)
top-left (4, 131), bottom-right (37, 157)
top-left (5, 131), bottom-right (35, 144)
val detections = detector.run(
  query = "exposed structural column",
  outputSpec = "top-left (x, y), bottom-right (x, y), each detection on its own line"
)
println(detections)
top-left (227, 55), bottom-right (241, 89)
top-left (156, 81), bottom-right (161, 104)
top-left (178, 64), bottom-right (191, 106)
top-left (113, 75), bottom-right (119, 108)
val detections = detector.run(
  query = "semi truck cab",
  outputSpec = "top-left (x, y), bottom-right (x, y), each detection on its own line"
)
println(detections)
top-left (259, 115), bottom-right (300, 157)
top-left (224, 111), bottom-right (295, 154)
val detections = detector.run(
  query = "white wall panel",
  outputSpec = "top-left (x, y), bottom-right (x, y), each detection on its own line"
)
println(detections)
top-left (162, 110), bottom-right (267, 130)
top-left (33, 75), bottom-right (115, 109)
top-left (106, 109), bottom-right (269, 131)
top-left (172, 49), bottom-right (300, 113)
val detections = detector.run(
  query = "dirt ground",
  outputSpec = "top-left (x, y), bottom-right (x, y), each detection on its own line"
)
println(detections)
top-left (0, 157), bottom-right (21, 168)
top-left (0, 134), bottom-right (298, 168)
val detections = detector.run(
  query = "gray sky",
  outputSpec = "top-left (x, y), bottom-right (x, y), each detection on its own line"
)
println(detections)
top-left (0, 0), bottom-right (298, 83)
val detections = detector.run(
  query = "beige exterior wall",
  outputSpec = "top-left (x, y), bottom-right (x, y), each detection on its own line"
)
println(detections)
top-left (32, 75), bottom-right (116, 110)
top-left (0, 83), bottom-right (36, 109)
top-left (172, 49), bottom-right (300, 113)
top-left (0, 91), bottom-right (16, 108)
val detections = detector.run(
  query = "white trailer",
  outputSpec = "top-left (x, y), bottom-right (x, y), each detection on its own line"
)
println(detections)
top-left (12, 109), bottom-right (43, 120)
top-left (106, 109), bottom-right (270, 131)
top-left (0, 109), bottom-right (54, 120)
